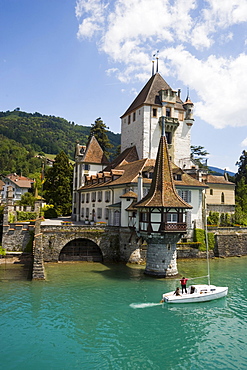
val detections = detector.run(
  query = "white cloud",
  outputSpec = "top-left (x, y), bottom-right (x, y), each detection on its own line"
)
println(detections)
top-left (163, 47), bottom-right (247, 128)
top-left (76, 0), bottom-right (247, 128)
top-left (241, 137), bottom-right (247, 147)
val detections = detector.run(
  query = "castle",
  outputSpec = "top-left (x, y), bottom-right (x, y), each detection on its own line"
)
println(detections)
top-left (0, 71), bottom-right (237, 278)
top-left (72, 72), bottom-right (210, 235)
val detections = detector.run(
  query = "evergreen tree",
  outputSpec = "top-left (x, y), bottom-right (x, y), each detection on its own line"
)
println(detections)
top-left (235, 177), bottom-right (247, 213)
top-left (235, 150), bottom-right (247, 184)
top-left (89, 117), bottom-right (113, 156)
top-left (43, 151), bottom-right (73, 216)
top-left (190, 145), bottom-right (209, 168)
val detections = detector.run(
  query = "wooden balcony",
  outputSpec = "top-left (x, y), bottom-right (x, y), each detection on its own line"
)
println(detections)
top-left (139, 222), bottom-right (187, 233)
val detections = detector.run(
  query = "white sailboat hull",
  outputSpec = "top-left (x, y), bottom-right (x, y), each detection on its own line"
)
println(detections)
top-left (162, 285), bottom-right (228, 304)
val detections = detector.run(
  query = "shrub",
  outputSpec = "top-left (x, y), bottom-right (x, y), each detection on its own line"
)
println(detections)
top-left (16, 211), bottom-right (37, 221)
top-left (8, 213), bottom-right (15, 223)
top-left (207, 211), bottom-right (219, 225)
top-left (208, 233), bottom-right (215, 250)
top-left (194, 228), bottom-right (215, 251)
top-left (0, 246), bottom-right (6, 256)
top-left (43, 207), bottom-right (58, 219)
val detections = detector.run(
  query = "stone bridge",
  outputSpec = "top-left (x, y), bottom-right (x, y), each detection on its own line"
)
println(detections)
top-left (40, 224), bottom-right (121, 262)
top-left (31, 221), bottom-right (145, 280)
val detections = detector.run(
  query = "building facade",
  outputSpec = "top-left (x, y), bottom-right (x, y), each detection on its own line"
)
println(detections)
top-left (72, 72), bottom-right (235, 235)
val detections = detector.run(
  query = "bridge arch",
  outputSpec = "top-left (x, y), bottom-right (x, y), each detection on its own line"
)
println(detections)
top-left (59, 238), bottom-right (103, 262)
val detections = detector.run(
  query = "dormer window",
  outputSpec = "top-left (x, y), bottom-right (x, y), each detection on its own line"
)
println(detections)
top-left (174, 174), bottom-right (182, 181)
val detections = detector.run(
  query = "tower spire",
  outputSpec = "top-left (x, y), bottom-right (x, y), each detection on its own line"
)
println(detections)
top-left (156, 50), bottom-right (159, 73)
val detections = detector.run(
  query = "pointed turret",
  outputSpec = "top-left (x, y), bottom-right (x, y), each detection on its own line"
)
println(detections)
top-left (183, 94), bottom-right (194, 122)
top-left (136, 126), bottom-right (191, 234)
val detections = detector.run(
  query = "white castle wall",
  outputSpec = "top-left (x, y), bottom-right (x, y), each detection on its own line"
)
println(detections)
top-left (173, 121), bottom-right (192, 168)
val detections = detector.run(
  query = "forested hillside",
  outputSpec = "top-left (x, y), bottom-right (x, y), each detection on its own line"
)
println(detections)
top-left (0, 110), bottom-right (120, 175)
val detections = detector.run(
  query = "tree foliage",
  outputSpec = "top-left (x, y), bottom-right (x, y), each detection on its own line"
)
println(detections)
top-left (17, 192), bottom-right (36, 207)
top-left (235, 150), bottom-right (247, 216)
top-left (0, 111), bottom-right (120, 173)
top-left (0, 134), bottom-right (42, 176)
top-left (43, 151), bottom-right (73, 215)
top-left (190, 145), bottom-right (209, 168)
top-left (89, 117), bottom-right (113, 156)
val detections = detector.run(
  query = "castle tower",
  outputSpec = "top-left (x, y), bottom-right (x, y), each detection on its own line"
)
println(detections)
top-left (135, 122), bottom-right (192, 277)
top-left (72, 136), bottom-right (109, 221)
top-left (120, 73), bottom-right (193, 169)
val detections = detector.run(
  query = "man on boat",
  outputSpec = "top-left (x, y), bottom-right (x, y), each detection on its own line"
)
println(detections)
top-left (174, 287), bottom-right (181, 296)
top-left (180, 277), bottom-right (188, 294)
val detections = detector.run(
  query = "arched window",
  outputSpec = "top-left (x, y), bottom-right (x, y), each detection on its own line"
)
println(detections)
top-left (221, 192), bottom-right (225, 204)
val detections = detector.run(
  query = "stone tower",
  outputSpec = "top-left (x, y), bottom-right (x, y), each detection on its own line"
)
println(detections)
top-left (135, 124), bottom-right (192, 277)
top-left (120, 73), bottom-right (194, 169)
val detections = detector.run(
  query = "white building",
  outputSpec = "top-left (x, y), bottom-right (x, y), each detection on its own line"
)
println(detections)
top-left (1, 173), bottom-right (34, 202)
top-left (121, 72), bottom-right (194, 169)
top-left (73, 72), bottom-right (208, 232)
top-left (72, 136), bottom-right (109, 221)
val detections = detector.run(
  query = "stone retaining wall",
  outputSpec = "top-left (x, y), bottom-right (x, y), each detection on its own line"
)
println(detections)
top-left (2, 223), bottom-right (34, 251)
top-left (215, 233), bottom-right (247, 257)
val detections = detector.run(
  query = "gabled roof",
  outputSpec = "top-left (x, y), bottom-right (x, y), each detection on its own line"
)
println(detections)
top-left (3, 174), bottom-right (34, 189)
top-left (121, 73), bottom-right (184, 118)
top-left (120, 190), bottom-right (138, 199)
top-left (135, 136), bottom-right (192, 209)
top-left (206, 175), bottom-right (235, 186)
top-left (172, 163), bottom-right (207, 188)
top-left (103, 146), bottom-right (139, 171)
top-left (0, 179), bottom-right (4, 190)
top-left (82, 136), bottom-right (109, 165)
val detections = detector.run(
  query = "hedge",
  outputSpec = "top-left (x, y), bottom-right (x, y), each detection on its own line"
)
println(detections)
top-left (194, 228), bottom-right (215, 251)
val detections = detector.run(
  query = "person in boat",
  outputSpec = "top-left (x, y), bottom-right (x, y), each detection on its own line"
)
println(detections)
top-left (180, 277), bottom-right (189, 294)
top-left (174, 287), bottom-right (181, 296)
top-left (190, 286), bottom-right (195, 294)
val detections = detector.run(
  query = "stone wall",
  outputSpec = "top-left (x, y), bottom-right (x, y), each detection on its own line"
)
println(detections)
top-left (215, 233), bottom-right (247, 257)
top-left (177, 246), bottom-right (213, 259)
top-left (41, 225), bottom-right (121, 262)
top-left (2, 223), bottom-right (34, 251)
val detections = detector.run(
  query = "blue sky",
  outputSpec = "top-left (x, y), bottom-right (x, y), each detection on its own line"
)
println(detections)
top-left (1, 0), bottom-right (247, 172)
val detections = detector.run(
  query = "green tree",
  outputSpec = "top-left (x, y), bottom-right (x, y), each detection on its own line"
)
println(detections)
top-left (190, 145), bottom-right (209, 168)
top-left (89, 117), bottom-right (113, 156)
top-left (235, 177), bottom-right (247, 213)
top-left (43, 151), bottom-right (73, 215)
top-left (235, 150), bottom-right (247, 184)
top-left (17, 192), bottom-right (36, 207)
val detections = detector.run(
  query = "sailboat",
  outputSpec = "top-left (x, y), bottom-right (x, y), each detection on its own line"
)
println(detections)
top-left (161, 215), bottom-right (228, 304)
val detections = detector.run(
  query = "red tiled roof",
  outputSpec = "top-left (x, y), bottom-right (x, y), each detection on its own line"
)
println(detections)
top-left (82, 136), bottom-right (109, 165)
top-left (120, 191), bottom-right (138, 198)
top-left (135, 136), bottom-right (192, 209)
top-left (206, 174), bottom-right (235, 185)
top-left (5, 174), bottom-right (34, 189)
top-left (121, 73), bottom-right (185, 118)
top-left (103, 146), bottom-right (139, 171)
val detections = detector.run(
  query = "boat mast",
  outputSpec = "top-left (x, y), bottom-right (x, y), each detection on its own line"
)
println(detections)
top-left (205, 209), bottom-right (210, 285)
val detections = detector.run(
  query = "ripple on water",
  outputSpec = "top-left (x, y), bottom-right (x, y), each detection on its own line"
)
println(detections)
top-left (0, 258), bottom-right (247, 369)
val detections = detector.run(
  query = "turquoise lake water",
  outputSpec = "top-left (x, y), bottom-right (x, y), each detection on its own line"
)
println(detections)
top-left (0, 257), bottom-right (247, 369)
